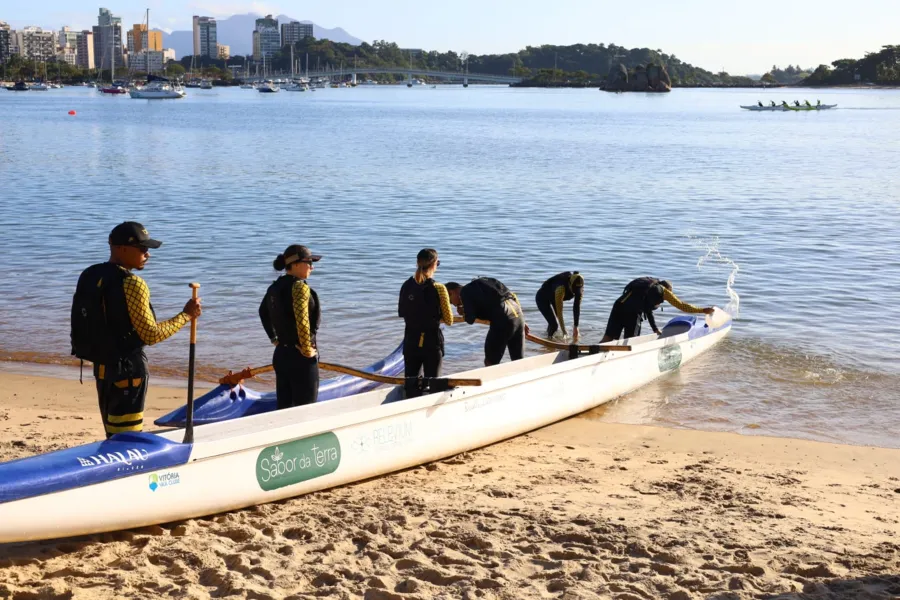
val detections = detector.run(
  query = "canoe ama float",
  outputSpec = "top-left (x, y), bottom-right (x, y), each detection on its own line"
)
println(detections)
top-left (154, 342), bottom-right (405, 427)
top-left (0, 314), bottom-right (731, 543)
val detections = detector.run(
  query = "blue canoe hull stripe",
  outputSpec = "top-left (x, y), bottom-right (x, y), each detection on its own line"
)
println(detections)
top-left (0, 432), bottom-right (192, 504)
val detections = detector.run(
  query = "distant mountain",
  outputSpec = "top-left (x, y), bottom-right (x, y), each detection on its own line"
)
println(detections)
top-left (156, 13), bottom-right (363, 59)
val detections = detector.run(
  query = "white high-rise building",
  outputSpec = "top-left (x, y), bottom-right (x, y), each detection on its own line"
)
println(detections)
top-left (13, 27), bottom-right (57, 61)
top-left (192, 16), bottom-right (217, 57)
top-left (252, 15), bottom-right (280, 61)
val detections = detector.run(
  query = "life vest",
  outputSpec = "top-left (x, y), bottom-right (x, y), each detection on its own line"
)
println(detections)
top-left (71, 263), bottom-right (148, 364)
top-left (398, 276), bottom-right (444, 351)
top-left (264, 275), bottom-right (320, 347)
top-left (619, 277), bottom-right (665, 310)
top-left (399, 277), bottom-right (442, 331)
top-left (463, 277), bottom-right (516, 321)
top-left (539, 271), bottom-right (584, 302)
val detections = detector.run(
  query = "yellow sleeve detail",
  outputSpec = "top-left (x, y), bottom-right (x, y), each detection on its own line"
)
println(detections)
top-left (292, 280), bottom-right (314, 355)
top-left (663, 288), bottom-right (704, 313)
top-left (434, 283), bottom-right (454, 327)
top-left (123, 276), bottom-right (189, 346)
top-left (553, 285), bottom-right (567, 333)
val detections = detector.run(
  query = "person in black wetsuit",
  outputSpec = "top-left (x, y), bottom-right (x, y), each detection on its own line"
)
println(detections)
top-left (535, 271), bottom-right (584, 340)
top-left (259, 245), bottom-right (322, 410)
top-left (445, 277), bottom-right (529, 366)
top-left (398, 249), bottom-right (455, 398)
top-left (71, 222), bottom-right (202, 438)
top-left (600, 277), bottom-right (714, 342)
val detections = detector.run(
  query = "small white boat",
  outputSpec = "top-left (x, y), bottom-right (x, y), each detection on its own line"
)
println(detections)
top-left (0, 314), bottom-right (730, 543)
top-left (240, 83), bottom-right (255, 89)
top-left (129, 76), bottom-right (186, 99)
top-left (30, 83), bottom-right (49, 91)
top-left (199, 80), bottom-right (213, 90)
top-left (741, 103), bottom-right (837, 112)
top-left (283, 82), bottom-right (309, 92)
top-left (257, 82), bottom-right (280, 93)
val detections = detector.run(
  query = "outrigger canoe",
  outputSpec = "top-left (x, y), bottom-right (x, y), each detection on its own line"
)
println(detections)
top-left (155, 342), bottom-right (405, 427)
top-left (0, 314), bottom-right (730, 543)
top-left (740, 104), bottom-right (837, 111)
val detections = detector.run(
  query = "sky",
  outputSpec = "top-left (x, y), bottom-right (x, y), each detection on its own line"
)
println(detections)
top-left (3, 0), bottom-right (897, 74)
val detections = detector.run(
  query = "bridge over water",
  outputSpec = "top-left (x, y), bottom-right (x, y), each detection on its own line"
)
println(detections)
top-left (248, 67), bottom-right (522, 85)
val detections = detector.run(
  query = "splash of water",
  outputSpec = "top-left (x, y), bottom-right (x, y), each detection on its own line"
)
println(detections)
top-left (688, 236), bottom-right (740, 318)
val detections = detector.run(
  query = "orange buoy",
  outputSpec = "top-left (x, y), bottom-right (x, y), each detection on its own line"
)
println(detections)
top-left (68, 110), bottom-right (76, 116)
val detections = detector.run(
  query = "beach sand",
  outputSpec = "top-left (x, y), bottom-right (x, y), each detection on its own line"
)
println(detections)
top-left (0, 370), bottom-right (898, 600)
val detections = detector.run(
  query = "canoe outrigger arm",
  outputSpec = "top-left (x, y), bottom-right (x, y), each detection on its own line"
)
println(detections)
top-left (219, 363), bottom-right (482, 388)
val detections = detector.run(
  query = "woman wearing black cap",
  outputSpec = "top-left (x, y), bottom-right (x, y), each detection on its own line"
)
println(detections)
top-left (398, 248), bottom-right (455, 398)
top-left (259, 245), bottom-right (322, 409)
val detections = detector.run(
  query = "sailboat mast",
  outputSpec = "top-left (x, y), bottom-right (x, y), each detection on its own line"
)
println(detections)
top-left (145, 8), bottom-right (150, 76)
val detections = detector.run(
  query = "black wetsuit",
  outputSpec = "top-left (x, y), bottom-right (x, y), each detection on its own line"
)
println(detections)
top-left (398, 276), bottom-right (450, 397)
top-left (603, 277), bottom-right (667, 340)
top-left (260, 275), bottom-right (321, 409)
top-left (535, 271), bottom-right (583, 337)
top-left (459, 277), bottom-right (525, 365)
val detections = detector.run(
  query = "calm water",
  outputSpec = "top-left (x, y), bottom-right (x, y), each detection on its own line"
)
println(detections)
top-left (1, 85), bottom-right (898, 447)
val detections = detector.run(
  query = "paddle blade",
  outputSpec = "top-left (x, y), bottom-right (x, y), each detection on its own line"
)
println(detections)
top-left (705, 307), bottom-right (732, 329)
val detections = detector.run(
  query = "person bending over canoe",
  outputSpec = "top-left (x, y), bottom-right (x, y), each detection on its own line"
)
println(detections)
top-left (446, 277), bottom-right (530, 366)
top-left (71, 222), bottom-right (202, 438)
top-left (535, 271), bottom-right (584, 340)
top-left (770, 101), bottom-right (777, 107)
top-left (259, 245), bottom-right (322, 409)
top-left (599, 277), bottom-right (714, 343)
top-left (398, 249), bottom-right (455, 398)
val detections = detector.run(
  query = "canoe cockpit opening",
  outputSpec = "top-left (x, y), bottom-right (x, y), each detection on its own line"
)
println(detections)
top-left (660, 316), bottom-right (695, 338)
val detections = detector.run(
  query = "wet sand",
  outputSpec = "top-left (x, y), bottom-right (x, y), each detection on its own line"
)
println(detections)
top-left (0, 370), bottom-right (898, 600)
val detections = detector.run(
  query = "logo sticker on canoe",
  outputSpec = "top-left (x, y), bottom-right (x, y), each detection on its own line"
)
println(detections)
top-left (657, 345), bottom-right (683, 372)
top-left (255, 432), bottom-right (341, 491)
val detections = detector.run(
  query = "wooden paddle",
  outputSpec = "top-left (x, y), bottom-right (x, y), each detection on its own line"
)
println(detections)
top-left (525, 332), bottom-right (631, 353)
top-left (219, 361), bottom-right (481, 388)
top-left (183, 282), bottom-right (200, 444)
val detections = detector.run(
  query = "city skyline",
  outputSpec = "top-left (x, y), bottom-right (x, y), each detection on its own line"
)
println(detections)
top-left (2, 0), bottom-right (898, 74)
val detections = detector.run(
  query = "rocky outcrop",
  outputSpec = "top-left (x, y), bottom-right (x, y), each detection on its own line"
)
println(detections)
top-left (601, 62), bottom-right (671, 92)
top-left (604, 63), bottom-right (629, 92)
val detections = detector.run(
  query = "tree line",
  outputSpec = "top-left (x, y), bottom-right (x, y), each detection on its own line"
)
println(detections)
top-left (803, 45), bottom-right (900, 85)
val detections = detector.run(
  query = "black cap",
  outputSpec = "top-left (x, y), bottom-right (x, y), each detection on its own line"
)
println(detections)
top-left (284, 245), bottom-right (322, 265)
top-left (109, 222), bottom-right (162, 249)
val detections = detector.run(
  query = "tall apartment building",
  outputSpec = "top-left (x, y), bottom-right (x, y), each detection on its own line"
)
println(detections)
top-left (128, 24), bottom-right (162, 54)
top-left (252, 15), bottom-right (280, 61)
top-left (192, 16), bottom-right (217, 57)
top-left (13, 27), bottom-right (57, 61)
top-left (76, 30), bottom-right (95, 69)
top-left (92, 8), bottom-right (123, 70)
top-left (58, 26), bottom-right (79, 49)
top-left (0, 22), bottom-right (10, 65)
top-left (280, 21), bottom-right (313, 47)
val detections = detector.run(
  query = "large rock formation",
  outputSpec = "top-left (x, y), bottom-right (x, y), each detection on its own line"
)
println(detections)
top-left (645, 63), bottom-right (672, 92)
top-left (631, 65), bottom-right (649, 91)
top-left (601, 62), bottom-right (671, 92)
top-left (604, 63), bottom-right (629, 91)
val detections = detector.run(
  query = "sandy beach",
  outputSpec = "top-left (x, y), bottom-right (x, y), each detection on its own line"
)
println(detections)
top-left (0, 370), bottom-right (898, 600)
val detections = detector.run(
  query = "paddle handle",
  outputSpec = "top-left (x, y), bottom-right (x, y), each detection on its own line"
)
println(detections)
top-left (189, 283), bottom-right (199, 344)
top-left (183, 283), bottom-right (200, 444)
top-left (320, 361), bottom-right (481, 387)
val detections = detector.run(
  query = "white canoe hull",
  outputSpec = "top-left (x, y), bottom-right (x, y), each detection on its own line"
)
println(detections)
top-left (0, 319), bottom-right (729, 542)
top-left (740, 104), bottom-right (837, 111)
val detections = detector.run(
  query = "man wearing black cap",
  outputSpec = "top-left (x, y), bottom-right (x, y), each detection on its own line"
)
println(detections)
top-left (71, 222), bottom-right (202, 438)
